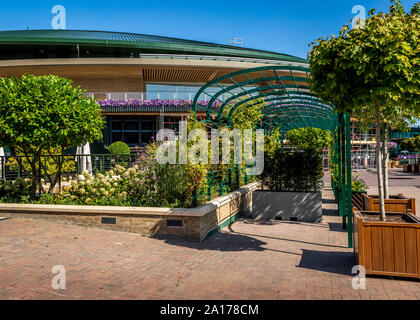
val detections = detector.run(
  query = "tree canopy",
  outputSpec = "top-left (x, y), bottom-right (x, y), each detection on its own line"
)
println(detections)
top-left (308, 0), bottom-right (420, 127)
top-left (0, 74), bottom-right (105, 196)
top-left (308, 0), bottom-right (420, 220)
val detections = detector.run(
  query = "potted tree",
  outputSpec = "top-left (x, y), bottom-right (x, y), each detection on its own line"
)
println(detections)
top-left (309, 1), bottom-right (420, 278)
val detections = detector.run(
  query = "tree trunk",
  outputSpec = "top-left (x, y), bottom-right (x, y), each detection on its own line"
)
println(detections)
top-left (375, 105), bottom-right (386, 221)
top-left (382, 124), bottom-right (389, 199)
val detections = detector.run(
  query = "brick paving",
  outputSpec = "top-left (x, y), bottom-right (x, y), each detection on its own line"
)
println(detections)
top-left (0, 188), bottom-right (419, 300)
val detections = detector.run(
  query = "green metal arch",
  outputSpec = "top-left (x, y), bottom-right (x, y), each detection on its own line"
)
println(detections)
top-left (192, 65), bottom-right (335, 133)
top-left (191, 66), bottom-right (353, 249)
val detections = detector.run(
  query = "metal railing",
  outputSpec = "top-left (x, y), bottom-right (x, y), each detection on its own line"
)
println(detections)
top-left (192, 165), bottom-right (258, 207)
top-left (0, 154), bottom-right (259, 207)
top-left (0, 154), bottom-right (139, 182)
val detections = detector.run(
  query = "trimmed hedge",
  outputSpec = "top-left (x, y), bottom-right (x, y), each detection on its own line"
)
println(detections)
top-left (261, 149), bottom-right (323, 192)
top-left (107, 141), bottom-right (131, 155)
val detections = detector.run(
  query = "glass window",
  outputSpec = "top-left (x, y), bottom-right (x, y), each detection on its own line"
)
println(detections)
top-left (141, 132), bottom-right (154, 145)
top-left (111, 121), bottom-right (122, 131)
top-left (111, 132), bottom-right (122, 143)
top-left (141, 119), bottom-right (154, 131)
top-left (124, 120), bottom-right (139, 131)
top-left (124, 132), bottom-right (140, 144)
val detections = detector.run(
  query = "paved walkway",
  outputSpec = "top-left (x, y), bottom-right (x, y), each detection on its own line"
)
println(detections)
top-left (0, 189), bottom-right (419, 300)
top-left (338, 168), bottom-right (420, 214)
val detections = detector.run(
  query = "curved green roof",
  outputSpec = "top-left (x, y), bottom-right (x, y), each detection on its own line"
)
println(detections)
top-left (0, 29), bottom-right (307, 64)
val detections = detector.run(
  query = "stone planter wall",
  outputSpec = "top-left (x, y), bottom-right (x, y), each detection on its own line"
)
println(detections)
top-left (0, 182), bottom-right (260, 241)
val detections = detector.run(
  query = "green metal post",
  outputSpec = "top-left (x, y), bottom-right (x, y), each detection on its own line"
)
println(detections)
top-left (236, 164), bottom-right (240, 188)
top-left (337, 113), bottom-right (345, 220)
top-left (207, 172), bottom-right (211, 201)
top-left (341, 114), bottom-right (347, 229)
top-left (219, 172), bottom-right (223, 196)
top-left (281, 134), bottom-right (284, 151)
top-left (345, 113), bottom-right (353, 248)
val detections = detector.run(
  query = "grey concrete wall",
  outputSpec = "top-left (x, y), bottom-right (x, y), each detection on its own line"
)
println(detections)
top-left (252, 191), bottom-right (322, 223)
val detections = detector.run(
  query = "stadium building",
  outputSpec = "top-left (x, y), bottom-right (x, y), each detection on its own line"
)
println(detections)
top-left (0, 29), bottom-right (308, 151)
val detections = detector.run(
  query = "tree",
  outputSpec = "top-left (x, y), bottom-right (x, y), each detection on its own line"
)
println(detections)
top-left (286, 127), bottom-right (332, 151)
top-left (0, 74), bottom-right (105, 198)
top-left (308, 0), bottom-right (420, 221)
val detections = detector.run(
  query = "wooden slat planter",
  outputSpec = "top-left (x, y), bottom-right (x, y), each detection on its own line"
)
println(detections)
top-left (353, 210), bottom-right (420, 279)
top-left (361, 194), bottom-right (416, 215)
top-left (352, 192), bottom-right (366, 210)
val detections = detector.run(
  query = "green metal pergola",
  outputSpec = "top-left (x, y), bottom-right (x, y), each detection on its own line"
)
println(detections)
top-left (192, 66), bottom-right (354, 248)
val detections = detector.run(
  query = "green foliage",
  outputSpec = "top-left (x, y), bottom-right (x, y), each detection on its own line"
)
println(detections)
top-left (0, 178), bottom-right (32, 203)
top-left (227, 98), bottom-right (264, 130)
top-left (286, 128), bottom-right (332, 151)
top-left (6, 146), bottom-right (76, 193)
top-left (352, 174), bottom-right (368, 192)
top-left (107, 141), bottom-right (131, 155)
top-left (400, 135), bottom-right (420, 152)
top-left (261, 145), bottom-right (324, 192)
top-left (0, 74), bottom-right (105, 197)
top-left (308, 0), bottom-right (420, 127)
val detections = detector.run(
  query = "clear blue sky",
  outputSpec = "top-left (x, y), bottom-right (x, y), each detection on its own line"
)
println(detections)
top-left (0, 0), bottom-right (417, 59)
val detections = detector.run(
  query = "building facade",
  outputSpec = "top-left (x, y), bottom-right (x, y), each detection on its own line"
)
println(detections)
top-left (0, 29), bottom-right (308, 151)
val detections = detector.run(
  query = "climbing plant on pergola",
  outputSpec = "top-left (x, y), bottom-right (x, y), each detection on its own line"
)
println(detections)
top-left (192, 66), bottom-right (355, 248)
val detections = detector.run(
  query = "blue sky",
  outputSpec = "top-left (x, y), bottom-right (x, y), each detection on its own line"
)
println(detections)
top-left (0, 0), bottom-right (418, 59)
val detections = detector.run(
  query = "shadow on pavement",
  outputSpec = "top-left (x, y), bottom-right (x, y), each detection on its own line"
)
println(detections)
top-left (155, 231), bottom-right (268, 252)
top-left (322, 208), bottom-right (339, 216)
top-left (328, 222), bottom-right (346, 232)
top-left (322, 199), bottom-right (337, 204)
top-left (297, 249), bottom-right (355, 276)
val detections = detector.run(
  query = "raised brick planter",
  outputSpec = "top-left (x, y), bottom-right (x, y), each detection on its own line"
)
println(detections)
top-left (0, 182), bottom-right (260, 241)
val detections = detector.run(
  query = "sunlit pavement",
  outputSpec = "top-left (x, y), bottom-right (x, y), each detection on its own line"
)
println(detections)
top-left (325, 168), bottom-right (420, 215)
top-left (1, 187), bottom-right (419, 300)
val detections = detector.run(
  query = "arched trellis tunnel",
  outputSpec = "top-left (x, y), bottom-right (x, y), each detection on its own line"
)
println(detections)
top-left (192, 66), bottom-right (354, 248)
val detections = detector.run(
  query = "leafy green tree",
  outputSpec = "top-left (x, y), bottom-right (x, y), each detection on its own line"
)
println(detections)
top-left (286, 127), bottom-right (332, 151)
top-left (0, 75), bottom-right (104, 198)
top-left (308, 0), bottom-right (420, 220)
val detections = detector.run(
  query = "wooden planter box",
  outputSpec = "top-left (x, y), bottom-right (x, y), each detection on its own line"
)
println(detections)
top-left (352, 192), bottom-right (366, 210)
top-left (361, 194), bottom-right (416, 215)
top-left (354, 210), bottom-right (420, 279)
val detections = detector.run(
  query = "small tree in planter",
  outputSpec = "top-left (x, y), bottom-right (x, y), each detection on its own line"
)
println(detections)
top-left (308, 0), bottom-right (420, 221)
top-left (0, 75), bottom-right (104, 198)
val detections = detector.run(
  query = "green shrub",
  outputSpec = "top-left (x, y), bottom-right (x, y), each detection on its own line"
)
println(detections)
top-left (261, 148), bottom-right (323, 192)
top-left (0, 178), bottom-right (32, 203)
top-left (351, 174), bottom-right (368, 192)
top-left (107, 141), bottom-right (131, 155)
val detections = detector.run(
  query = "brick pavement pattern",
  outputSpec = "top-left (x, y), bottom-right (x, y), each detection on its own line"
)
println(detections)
top-left (1, 188), bottom-right (419, 300)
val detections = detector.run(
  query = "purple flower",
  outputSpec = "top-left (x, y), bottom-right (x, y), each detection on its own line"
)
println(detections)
top-left (98, 99), bottom-right (222, 110)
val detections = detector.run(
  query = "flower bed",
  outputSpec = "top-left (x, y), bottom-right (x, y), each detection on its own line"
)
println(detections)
top-left (98, 99), bottom-right (223, 113)
top-left (0, 144), bottom-right (207, 208)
